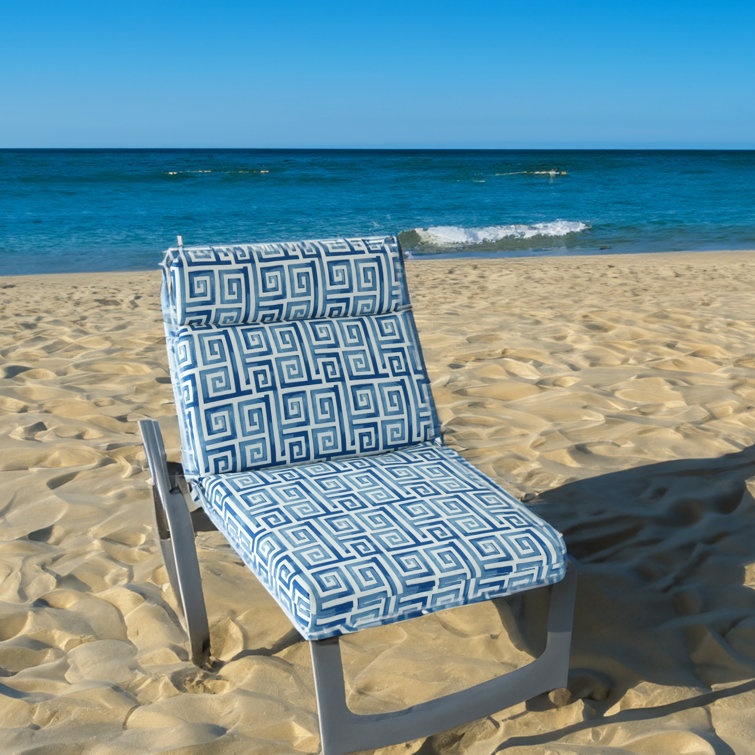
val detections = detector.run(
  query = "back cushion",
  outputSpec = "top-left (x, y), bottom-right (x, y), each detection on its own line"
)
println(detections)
top-left (162, 237), bottom-right (440, 476)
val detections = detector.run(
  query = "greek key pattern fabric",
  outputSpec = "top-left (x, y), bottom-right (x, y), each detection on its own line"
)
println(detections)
top-left (170, 311), bottom-right (439, 475)
top-left (162, 236), bottom-right (408, 327)
top-left (193, 442), bottom-right (567, 640)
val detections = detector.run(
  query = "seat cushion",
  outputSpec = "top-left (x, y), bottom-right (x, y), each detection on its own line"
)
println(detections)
top-left (193, 442), bottom-right (567, 640)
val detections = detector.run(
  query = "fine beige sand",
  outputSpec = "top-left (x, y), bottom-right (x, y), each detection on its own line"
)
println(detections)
top-left (3, 250), bottom-right (755, 754)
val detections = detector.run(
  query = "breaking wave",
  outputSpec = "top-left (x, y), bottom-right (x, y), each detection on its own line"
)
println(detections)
top-left (400, 220), bottom-right (590, 254)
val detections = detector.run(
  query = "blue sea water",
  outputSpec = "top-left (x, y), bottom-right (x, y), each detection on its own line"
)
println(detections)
top-left (1, 149), bottom-right (754, 275)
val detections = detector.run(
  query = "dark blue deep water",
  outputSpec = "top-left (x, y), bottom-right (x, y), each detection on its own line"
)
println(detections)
top-left (1, 149), bottom-right (754, 275)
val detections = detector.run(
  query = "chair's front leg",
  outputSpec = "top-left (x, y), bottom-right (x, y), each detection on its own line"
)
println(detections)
top-left (139, 419), bottom-right (211, 667)
top-left (310, 559), bottom-right (577, 755)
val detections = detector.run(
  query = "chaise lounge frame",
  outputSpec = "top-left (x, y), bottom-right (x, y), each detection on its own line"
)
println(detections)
top-left (140, 235), bottom-right (577, 755)
top-left (140, 427), bottom-right (576, 755)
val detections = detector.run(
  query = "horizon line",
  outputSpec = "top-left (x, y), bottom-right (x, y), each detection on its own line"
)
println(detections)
top-left (3, 145), bottom-right (755, 151)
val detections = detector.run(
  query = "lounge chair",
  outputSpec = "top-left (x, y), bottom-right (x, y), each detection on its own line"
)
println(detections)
top-left (139, 235), bottom-right (576, 755)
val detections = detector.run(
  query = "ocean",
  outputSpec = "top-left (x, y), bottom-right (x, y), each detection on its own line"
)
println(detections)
top-left (1, 149), bottom-right (754, 276)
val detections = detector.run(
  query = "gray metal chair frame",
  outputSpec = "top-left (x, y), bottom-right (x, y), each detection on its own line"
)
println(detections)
top-left (140, 417), bottom-right (576, 755)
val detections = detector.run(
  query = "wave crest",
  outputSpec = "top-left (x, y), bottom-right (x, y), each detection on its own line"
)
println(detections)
top-left (400, 220), bottom-right (589, 254)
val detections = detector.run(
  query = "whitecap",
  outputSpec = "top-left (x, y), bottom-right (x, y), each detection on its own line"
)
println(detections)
top-left (412, 220), bottom-right (589, 248)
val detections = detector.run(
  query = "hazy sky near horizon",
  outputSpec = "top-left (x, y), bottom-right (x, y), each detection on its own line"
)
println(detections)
top-left (2, 0), bottom-right (754, 148)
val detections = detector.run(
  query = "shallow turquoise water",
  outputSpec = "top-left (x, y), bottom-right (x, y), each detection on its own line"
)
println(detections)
top-left (1, 149), bottom-right (754, 275)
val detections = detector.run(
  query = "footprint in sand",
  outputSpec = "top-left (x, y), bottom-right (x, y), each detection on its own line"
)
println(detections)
top-left (1, 364), bottom-right (57, 380)
top-left (0, 396), bottom-right (29, 413)
top-left (9, 420), bottom-right (48, 441)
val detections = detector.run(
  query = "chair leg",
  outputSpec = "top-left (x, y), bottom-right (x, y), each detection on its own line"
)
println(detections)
top-left (311, 559), bottom-right (577, 755)
top-left (139, 419), bottom-right (211, 667)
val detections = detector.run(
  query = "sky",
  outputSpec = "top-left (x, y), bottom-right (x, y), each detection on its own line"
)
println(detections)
top-left (2, 0), bottom-right (754, 149)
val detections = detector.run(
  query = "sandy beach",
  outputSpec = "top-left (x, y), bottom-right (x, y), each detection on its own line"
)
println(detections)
top-left (3, 250), bottom-right (755, 754)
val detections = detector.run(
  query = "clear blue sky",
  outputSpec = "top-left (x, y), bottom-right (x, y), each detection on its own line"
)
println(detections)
top-left (2, 0), bottom-right (754, 148)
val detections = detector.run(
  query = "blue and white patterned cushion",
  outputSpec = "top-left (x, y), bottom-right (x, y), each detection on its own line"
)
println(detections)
top-left (192, 442), bottom-right (567, 640)
top-left (162, 236), bottom-right (408, 327)
top-left (160, 234), bottom-right (568, 641)
top-left (161, 237), bottom-right (439, 476)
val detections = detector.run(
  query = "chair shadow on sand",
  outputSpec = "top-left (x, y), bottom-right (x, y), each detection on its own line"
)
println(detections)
top-left (492, 444), bottom-right (755, 752)
top-left (182, 444), bottom-right (755, 752)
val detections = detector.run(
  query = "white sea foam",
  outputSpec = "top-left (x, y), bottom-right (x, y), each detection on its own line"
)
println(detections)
top-left (495, 169), bottom-right (568, 177)
top-left (412, 220), bottom-right (589, 248)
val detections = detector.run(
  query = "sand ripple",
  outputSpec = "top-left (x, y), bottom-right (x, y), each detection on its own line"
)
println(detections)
top-left (2, 254), bottom-right (755, 752)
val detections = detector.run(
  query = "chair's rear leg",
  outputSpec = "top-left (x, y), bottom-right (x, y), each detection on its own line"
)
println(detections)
top-left (140, 419), bottom-right (211, 667)
top-left (151, 485), bottom-right (182, 603)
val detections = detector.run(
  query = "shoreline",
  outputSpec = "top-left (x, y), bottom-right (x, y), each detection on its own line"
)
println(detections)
top-left (1, 247), bottom-right (755, 281)
top-left (2, 248), bottom-right (755, 752)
